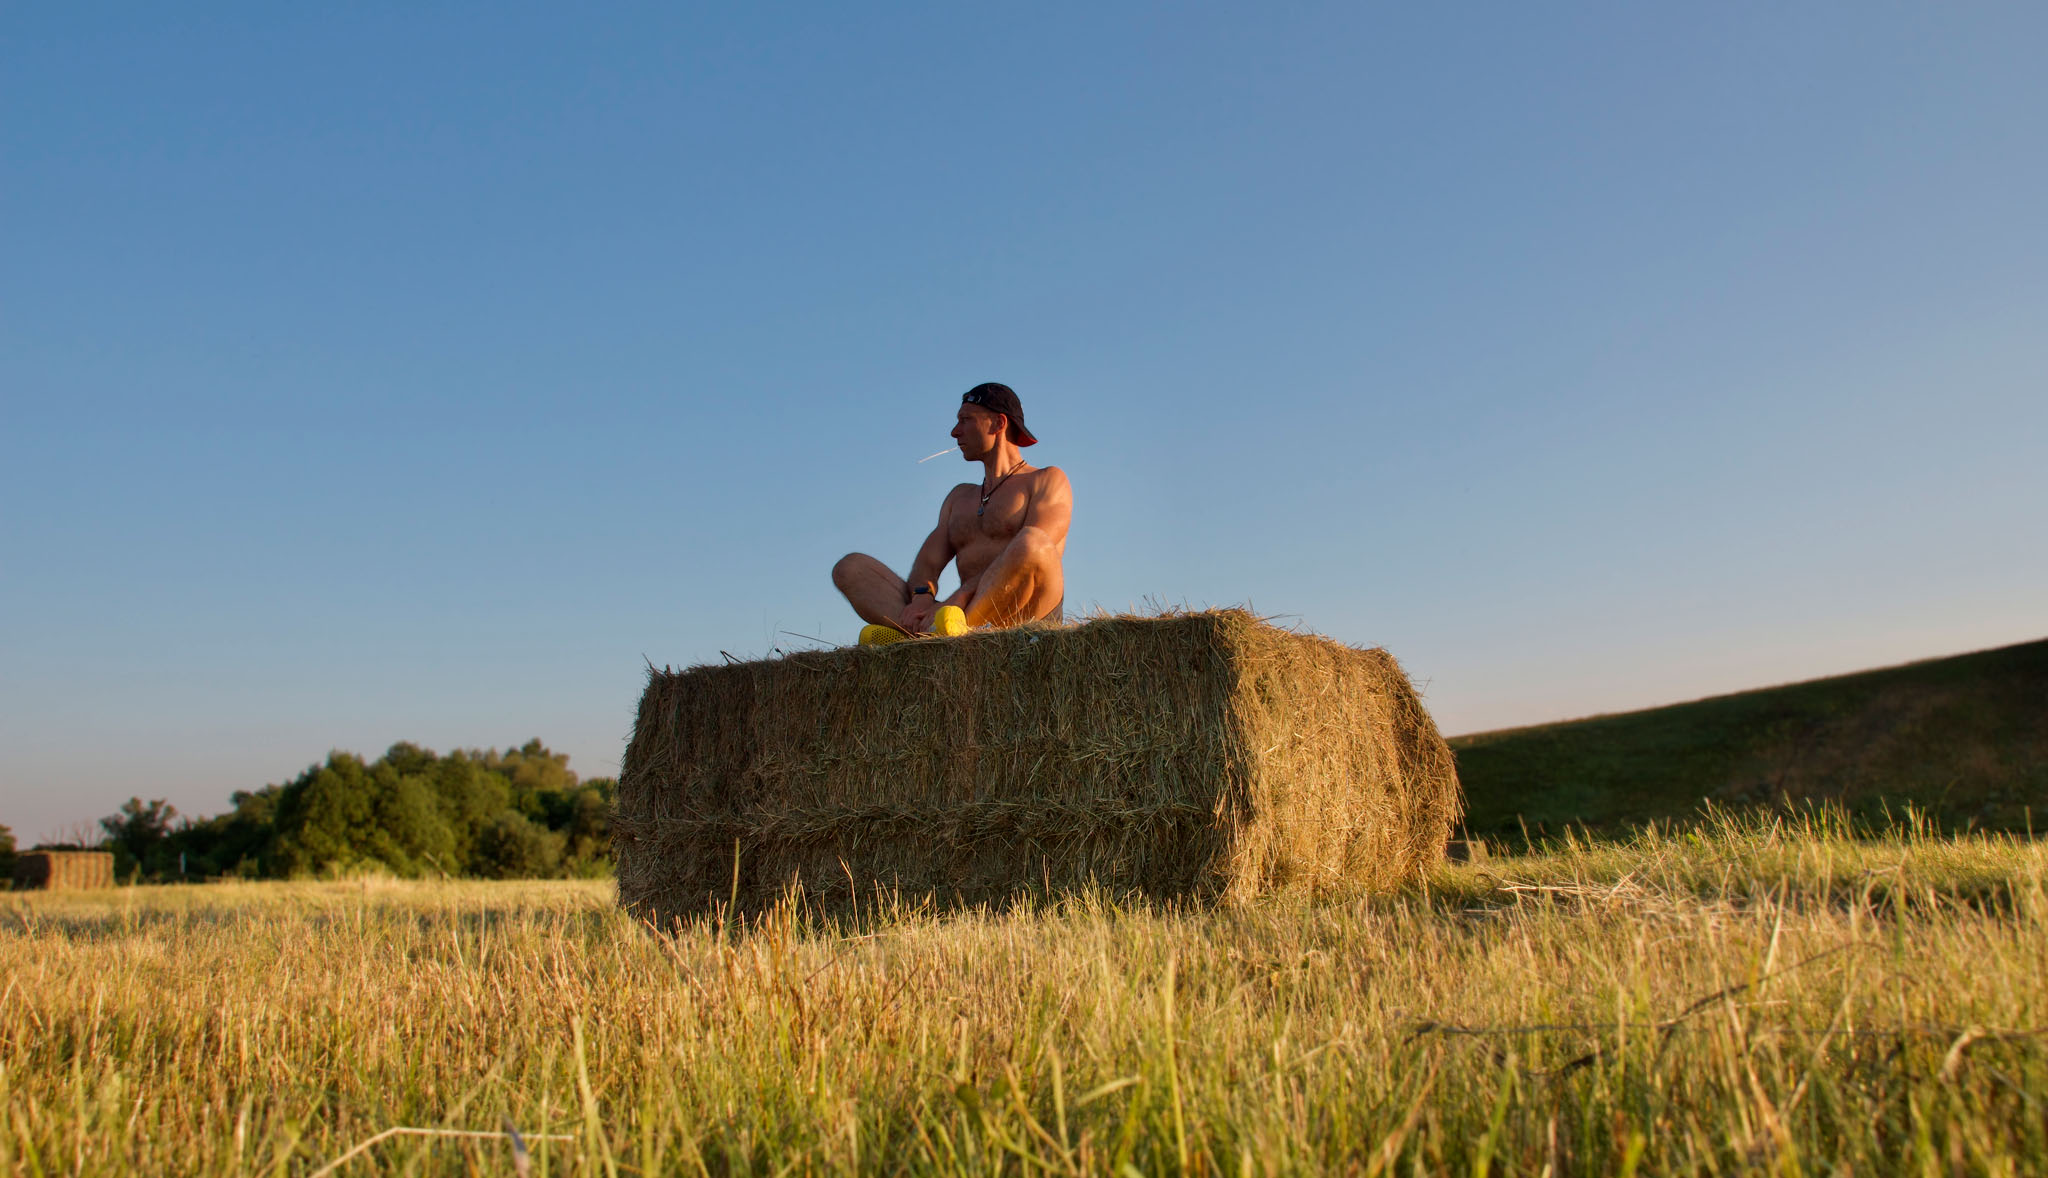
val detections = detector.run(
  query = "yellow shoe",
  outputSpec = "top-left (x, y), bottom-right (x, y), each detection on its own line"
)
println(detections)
top-left (858, 623), bottom-right (909, 646)
top-left (933, 605), bottom-right (969, 637)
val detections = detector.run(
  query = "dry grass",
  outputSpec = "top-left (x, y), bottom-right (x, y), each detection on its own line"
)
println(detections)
top-left (616, 610), bottom-right (1459, 924)
top-left (3, 813), bottom-right (2046, 1174)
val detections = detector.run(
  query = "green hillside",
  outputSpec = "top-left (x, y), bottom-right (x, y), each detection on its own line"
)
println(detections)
top-left (1450, 636), bottom-right (2048, 840)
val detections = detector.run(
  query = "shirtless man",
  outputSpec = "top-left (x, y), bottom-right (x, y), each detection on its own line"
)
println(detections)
top-left (832, 383), bottom-right (1072, 644)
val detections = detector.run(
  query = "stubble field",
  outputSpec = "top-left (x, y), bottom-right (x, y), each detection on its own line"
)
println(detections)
top-left (4, 813), bottom-right (2045, 1176)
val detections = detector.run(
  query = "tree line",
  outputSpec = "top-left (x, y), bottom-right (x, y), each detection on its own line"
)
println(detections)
top-left (9, 740), bottom-right (613, 883)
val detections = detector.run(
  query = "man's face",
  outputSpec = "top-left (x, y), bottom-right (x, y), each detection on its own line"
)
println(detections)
top-left (951, 405), bottom-right (1005, 460)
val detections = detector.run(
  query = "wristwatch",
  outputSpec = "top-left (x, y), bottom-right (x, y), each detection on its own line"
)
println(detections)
top-left (911, 582), bottom-right (936, 598)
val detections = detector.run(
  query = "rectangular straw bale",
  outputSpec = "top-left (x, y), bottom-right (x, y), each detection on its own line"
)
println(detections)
top-left (12, 851), bottom-right (116, 891)
top-left (614, 610), bottom-right (1460, 925)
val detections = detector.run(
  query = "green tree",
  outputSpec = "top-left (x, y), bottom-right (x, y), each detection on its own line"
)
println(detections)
top-left (558, 780), bottom-right (615, 875)
top-left (471, 811), bottom-right (565, 879)
top-left (366, 759), bottom-right (458, 875)
top-left (381, 740), bottom-right (438, 777)
top-left (166, 787), bottom-right (280, 879)
top-left (0, 822), bottom-right (15, 883)
top-left (114, 738), bottom-right (614, 882)
top-left (271, 753), bottom-right (457, 877)
top-left (483, 739), bottom-right (580, 796)
top-left (102, 798), bottom-right (179, 880)
top-left (424, 753), bottom-right (512, 874)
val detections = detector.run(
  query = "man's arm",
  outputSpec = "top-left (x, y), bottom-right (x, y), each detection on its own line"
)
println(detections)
top-left (1017, 466), bottom-right (1072, 548)
top-left (896, 493), bottom-right (960, 632)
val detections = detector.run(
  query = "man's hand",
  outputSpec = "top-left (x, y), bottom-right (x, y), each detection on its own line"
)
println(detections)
top-left (896, 596), bottom-right (939, 635)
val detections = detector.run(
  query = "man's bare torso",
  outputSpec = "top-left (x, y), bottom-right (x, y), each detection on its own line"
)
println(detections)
top-left (942, 465), bottom-right (1065, 592)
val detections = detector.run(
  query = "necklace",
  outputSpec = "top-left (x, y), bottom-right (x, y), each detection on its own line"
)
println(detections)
top-left (978, 461), bottom-right (1026, 517)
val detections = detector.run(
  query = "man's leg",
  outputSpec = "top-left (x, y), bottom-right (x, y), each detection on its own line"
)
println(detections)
top-left (831, 553), bottom-right (911, 629)
top-left (963, 528), bottom-right (1064, 628)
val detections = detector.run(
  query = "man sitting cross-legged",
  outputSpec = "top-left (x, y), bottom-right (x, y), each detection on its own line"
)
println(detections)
top-left (832, 382), bottom-right (1072, 645)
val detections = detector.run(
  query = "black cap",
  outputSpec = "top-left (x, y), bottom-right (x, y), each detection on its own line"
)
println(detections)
top-left (960, 382), bottom-right (1037, 446)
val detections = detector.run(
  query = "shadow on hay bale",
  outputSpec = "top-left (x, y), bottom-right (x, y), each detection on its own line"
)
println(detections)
top-left (614, 610), bottom-right (1461, 926)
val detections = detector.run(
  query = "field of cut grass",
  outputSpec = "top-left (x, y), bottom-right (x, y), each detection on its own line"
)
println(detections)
top-left (4, 814), bottom-right (2046, 1175)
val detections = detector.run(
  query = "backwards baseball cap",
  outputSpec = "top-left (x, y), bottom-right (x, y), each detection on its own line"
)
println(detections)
top-left (960, 382), bottom-right (1038, 446)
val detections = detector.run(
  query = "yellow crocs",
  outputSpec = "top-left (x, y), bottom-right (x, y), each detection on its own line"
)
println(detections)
top-left (933, 605), bottom-right (970, 637)
top-left (858, 623), bottom-right (909, 646)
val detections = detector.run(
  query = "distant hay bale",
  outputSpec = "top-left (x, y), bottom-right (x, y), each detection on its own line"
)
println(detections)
top-left (12, 851), bottom-right (115, 891)
top-left (614, 610), bottom-right (1461, 925)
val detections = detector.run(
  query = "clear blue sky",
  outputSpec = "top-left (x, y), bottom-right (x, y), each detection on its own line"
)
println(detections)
top-left (5, 3), bottom-right (2044, 842)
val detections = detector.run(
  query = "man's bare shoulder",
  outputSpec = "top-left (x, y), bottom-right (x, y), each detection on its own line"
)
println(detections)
top-left (1029, 465), bottom-right (1071, 491)
top-left (937, 482), bottom-right (977, 514)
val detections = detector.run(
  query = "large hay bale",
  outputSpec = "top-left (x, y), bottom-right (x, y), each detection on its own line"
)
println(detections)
top-left (12, 850), bottom-right (115, 891)
top-left (615, 610), bottom-right (1460, 924)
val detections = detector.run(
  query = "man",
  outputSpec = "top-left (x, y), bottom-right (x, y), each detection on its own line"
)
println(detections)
top-left (832, 383), bottom-right (1072, 645)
